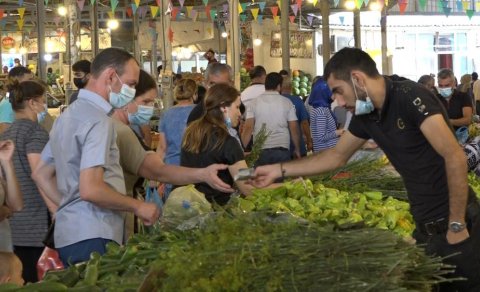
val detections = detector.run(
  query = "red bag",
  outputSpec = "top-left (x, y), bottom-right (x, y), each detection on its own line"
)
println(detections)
top-left (36, 247), bottom-right (64, 280)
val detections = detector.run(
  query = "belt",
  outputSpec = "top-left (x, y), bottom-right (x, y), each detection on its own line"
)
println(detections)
top-left (417, 217), bottom-right (448, 236)
top-left (263, 147), bottom-right (289, 151)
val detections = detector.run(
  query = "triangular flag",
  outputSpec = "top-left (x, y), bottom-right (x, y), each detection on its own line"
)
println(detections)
top-left (168, 27), bottom-right (174, 43)
top-left (167, 1), bottom-right (173, 14)
top-left (251, 8), bottom-right (259, 20)
top-left (240, 3), bottom-right (248, 12)
top-left (18, 8), bottom-right (25, 19)
top-left (107, 11), bottom-right (114, 18)
top-left (364, 0), bottom-right (370, 6)
top-left (134, 0), bottom-right (140, 7)
top-left (355, 0), bottom-right (364, 9)
top-left (240, 14), bottom-right (247, 22)
top-left (477, 2), bottom-right (480, 12)
top-left (77, 0), bottom-right (85, 11)
top-left (277, 0), bottom-right (281, 10)
top-left (110, 0), bottom-right (118, 12)
top-left (462, 1), bottom-right (470, 10)
top-left (466, 9), bottom-right (474, 18)
top-left (45, 0), bottom-right (49, 5)
top-left (307, 15), bottom-right (313, 26)
top-left (131, 3), bottom-right (138, 14)
top-left (399, 1), bottom-right (408, 14)
top-left (334, 0), bottom-right (340, 7)
top-left (17, 19), bottom-right (24, 30)
top-left (291, 4), bottom-right (298, 16)
top-left (339, 15), bottom-right (345, 24)
top-left (257, 15), bottom-right (263, 24)
top-left (238, 2), bottom-right (243, 13)
top-left (271, 6), bottom-right (278, 17)
top-left (18, 0), bottom-right (24, 6)
top-left (205, 4), bottom-right (211, 20)
top-left (210, 8), bottom-right (217, 20)
top-left (54, 16), bottom-right (60, 26)
top-left (191, 9), bottom-right (198, 21)
top-left (179, 0), bottom-right (185, 8)
top-left (203, 0), bottom-right (208, 6)
top-left (223, 3), bottom-right (228, 13)
top-left (150, 5), bottom-right (159, 17)
top-left (418, 0), bottom-right (427, 10)
top-left (258, 2), bottom-right (266, 12)
top-left (126, 7), bottom-right (133, 17)
top-left (90, 0), bottom-right (96, 5)
top-left (296, 0), bottom-right (302, 8)
top-left (444, 7), bottom-right (452, 16)
top-left (313, 0), bottom-right (318, 6)
top-left (456, 0), bottom-right (463, 11)
top-left (0, 9), bottom-right (4, 19)
top-left (156, 0), bottom-right (161, 6)
top-left (273, 15), bottom-right (280, 25)
top-left (289, 15), bottom-right (295, 23)
top-left (186, 6), bottom-right (193, 16)
top-left (171, 7), bottom-right (179, 20)
top-left (142, 6), bottom-right (149, 18)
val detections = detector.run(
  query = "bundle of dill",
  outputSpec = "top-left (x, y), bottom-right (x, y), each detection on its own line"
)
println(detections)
top-left (245, 123), bottom-right (270, 167)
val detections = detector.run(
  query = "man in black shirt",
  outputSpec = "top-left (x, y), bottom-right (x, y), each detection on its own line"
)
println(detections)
top-left (437, 68), bottom-right (473, 130)
top-left (252, 47), bottom-right (480, 291)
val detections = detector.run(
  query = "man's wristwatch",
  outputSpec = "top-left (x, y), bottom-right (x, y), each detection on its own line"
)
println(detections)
top-left (449, 221), bottom-right (466, 233)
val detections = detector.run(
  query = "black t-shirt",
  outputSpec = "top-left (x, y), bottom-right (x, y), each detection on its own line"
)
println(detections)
top-left (437, 90), bottom-right (472, 130)
top-left (180, 132), bottom-right (244, 205)
top-left (349, 76), bottom-right (451, 223)
top-left (187, 103), bottom-right (205, 124)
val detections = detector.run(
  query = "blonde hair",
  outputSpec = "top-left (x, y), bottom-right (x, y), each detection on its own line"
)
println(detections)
top-left (174, 79), bottom-right (197, 101)
top-left (458, 74), bottom-right (472, 93)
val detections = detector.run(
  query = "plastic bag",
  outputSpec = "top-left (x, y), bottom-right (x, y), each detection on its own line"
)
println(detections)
top-left (36, 247), bottom-right (64, 280)
top-left (161, 185), bottom-right (212, 228)
top-left (145, 187), bottom-right (163, 210)
top-left (456, 126), bottom-right (469, 145)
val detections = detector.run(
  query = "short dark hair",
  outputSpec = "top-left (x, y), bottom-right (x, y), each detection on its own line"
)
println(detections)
top-left (7, 80), bottom-right (46, 111)
top-left (204, 63), bottom-right (232, 82)
top-left (91, 48), bottom-right (137, 78)
top-left (472, 72), bottom-right (478, 81)
top-left (437, 68), bottom-right (455, 81)
top-left (279, 69), bottom-right (289, 76)
top-left (249, 66), bottom-right (266, 79)
top-left (8, 66), bottom-right (31, 78)
top-left (135, 70), bottom-right (158, 98)
top-left (324, 47), bottom-right (380, 81)
top-left (265, 72), bottom-right (283, 90)
top-left (72, 60), bottom-right (91, 73)
top-left (417, 75), bottom-right (434, 85)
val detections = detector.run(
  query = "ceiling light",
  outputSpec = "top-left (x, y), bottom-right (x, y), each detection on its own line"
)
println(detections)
top-left (107, 19), bottom-right (119, 30)
top-left (44, 54), bottom-right (53, 62)
top-left (253, 38), bottom-right (262, 46)
top-left (57, 6), bottom-right (67, 16)
top-left (345, 0), bottom-right (356, 10)
top-left (221, 31), bottom-right (228, 38)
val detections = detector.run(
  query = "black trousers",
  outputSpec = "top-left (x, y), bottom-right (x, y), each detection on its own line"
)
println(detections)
top-left (13, 245), bottom-right (44, 283)
top-left (413, 200), bottom-right (480, 292)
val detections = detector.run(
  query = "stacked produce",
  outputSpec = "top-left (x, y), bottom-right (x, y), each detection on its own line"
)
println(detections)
top-left (239, 67), bottom-right (251, 91)
top-left (9, 213), bottom-right (453, 291)
top-left (291, 70), bottom-right (312, 98)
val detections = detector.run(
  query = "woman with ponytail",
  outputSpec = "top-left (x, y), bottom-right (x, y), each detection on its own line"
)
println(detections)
top-left (0, 80), bottom-right (53, 283)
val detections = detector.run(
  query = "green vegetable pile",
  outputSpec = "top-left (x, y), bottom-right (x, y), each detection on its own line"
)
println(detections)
top-left (7, 213), bottom-right (453, 291)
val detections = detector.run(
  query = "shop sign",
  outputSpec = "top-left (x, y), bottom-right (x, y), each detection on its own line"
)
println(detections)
top-left (270, 31), bottom-right (313, 59)
top-left (1, 37), bottom-right (16, 50)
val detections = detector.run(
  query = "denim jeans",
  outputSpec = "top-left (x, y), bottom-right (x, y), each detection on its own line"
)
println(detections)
top-left (255, 147), bottom-right (291, 167)
top-left (57, 238), bottom-right (113, 267)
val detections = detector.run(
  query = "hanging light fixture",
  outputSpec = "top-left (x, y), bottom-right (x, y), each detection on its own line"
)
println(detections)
top-left (107, 19), bottom-right (120, 30)
top-left (253, 36), bottom-right (262, 46)
top-left (57, 6), bottom-right (67, 16)
top-left (345, 0), bottom-right (356, 10)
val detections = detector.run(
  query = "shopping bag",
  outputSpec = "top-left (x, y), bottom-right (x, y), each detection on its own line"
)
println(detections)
top-left (36, 247), bottom-right (64, 280)
top-left (145, 187), bottom-right (163, 210)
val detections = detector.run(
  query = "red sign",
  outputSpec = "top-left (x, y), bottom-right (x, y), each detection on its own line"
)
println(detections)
top-left (1, 37), bottom-right (15, 50)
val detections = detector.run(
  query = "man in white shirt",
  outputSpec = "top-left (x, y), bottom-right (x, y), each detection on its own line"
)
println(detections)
top-left (241, 66), bottom-right (266, 107)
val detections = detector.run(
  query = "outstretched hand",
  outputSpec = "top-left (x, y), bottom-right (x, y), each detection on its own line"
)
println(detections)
top-left (204, 164), bottom-right (235, 193)
top-left (249, 164), bottom-right (281, 188)
top-left (0, 140), bottom-right (14, 162)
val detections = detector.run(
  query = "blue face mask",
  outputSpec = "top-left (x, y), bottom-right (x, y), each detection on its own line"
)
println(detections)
top-left (438, 87), bottom-right (453, 99)
top-left (109, 73), bottom-right (136, 108)
top-left (37, 104), bottom-right (48, 123)
top-left (223, 107), bottom-right (232, 128)
top-left (352, 77), bottom-right (374, 115)
top-left (128, 105), bottom-right (154, 125)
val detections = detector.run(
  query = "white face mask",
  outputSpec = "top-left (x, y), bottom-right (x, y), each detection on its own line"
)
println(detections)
top-left (109, 73), bottom-right (136, 108)
top-left (351, 76), bottom-right (374, 115)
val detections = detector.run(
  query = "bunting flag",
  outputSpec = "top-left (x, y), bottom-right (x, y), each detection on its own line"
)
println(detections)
top-left (398, 0), bottom-right (408, 14)
top-left (91, 0), bottom-right (96, 5)
top-left (17, 19), bottom-right (24, 30)
top-left (202, 0), bottom-right (208, 5)
top-left (364, 0), bottom-right (370, 5)
top-left (142, 6), bottom-right (149, 18)
top-left (150, 5), bottom-right (159, 17)
top-left (251, 8), bottom-right (259, 20)
top-left (191, 9), bottom-right (198, 21)
top-left (77, 0), bottom-right (85, 11)
top-left (273, 15), bottom-right (280, 25)
top-left (107, 11), bottom-right (114, 18)
top-left (205, 4), bottom-right (211, 19)
top-left (355, 0), bottom-right (364, 9)
top-left (210, 8), bottom-right (217, 20)
top-left (171, 7), bottom-right (179, 19)
top-left (0, 19), bottom-right (6, 30)
top-left (277, 0), bottom-right (281, 10)
top-left (134, 0), bottom-right (140, 7)
top-left (339, 15), bottom-right (345, 24)
top-left (168, 27), bottom-right (174, 43)
top-left (110, 0), bottom-right (118, 12)
top-left (313, 0), bottom-right (318, 6)
top-left (462, 1), bottom-right (469, 11)
top-left (271, 6), bottom-right (279, 17)
top-left (443, 6), bottom-right (452, 16)
top-left (54, 16), bottom-right (60, 26)
top-left (334, 0), bottom-right (340, 7)
top-left (296, 0), bottom-right (302, 7)
top-left (179, 0), bottom-right (185, 7)
top-left (257, 14), bottom-right (263, 24)
top-left (258, 1), bottom-right (266, 12)
top-left (240, 3), bottom-right (248, 12)
top-left (19, 0), bottom-right (24, 6)
top-left (156, 0), bottom-right (161, 6)
top-left (291, 4), bottom-right (298, 16)
top-left (466, 9), bottom-right (474, 18)
top-left (131, 3), bottom-right (138, 14)
top-left (238, 2), bottom-right (243, 13)
top-left (223, 3), bottom-right (228, 13)
top-left (477, 2), bottom-right (480, 11)
top-left (0, 9), bottom-right (4, 19)
top-left (456, 0), bottom-right (463, 11)
top-left (307, 15), bottom-right (313, 26)
top-left (289, 15), bottom-right (295, 24)
top-left (240, 14), bottom-right (247, 22)
top-left (418, 0), bottom-right (427, 10)
top-left (186, 6), bottom-right (193, 16)
top-left (45, 0), bottom-right (49, 5)
top-left (126, 6), bottom-right (133, 17)
top-left (18, 8), bottom-right (25, 19)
